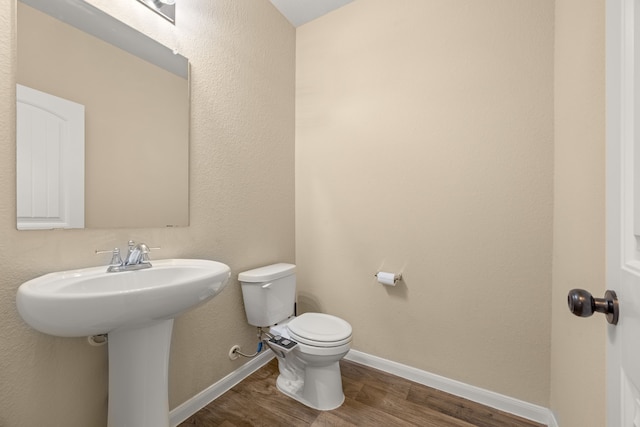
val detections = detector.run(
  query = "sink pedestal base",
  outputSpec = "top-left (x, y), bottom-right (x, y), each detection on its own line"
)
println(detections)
top-left (108, 319), bottom-right (174, 427)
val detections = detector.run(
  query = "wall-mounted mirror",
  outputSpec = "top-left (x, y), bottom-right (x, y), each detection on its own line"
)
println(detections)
top-left (17, 0), bottom-right (189, 229)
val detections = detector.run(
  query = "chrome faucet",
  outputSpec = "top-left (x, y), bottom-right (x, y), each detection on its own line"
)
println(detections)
top-left (96, 240), bottom-right (154, 273)
top-left (125, 240), bottom-right (151, 266)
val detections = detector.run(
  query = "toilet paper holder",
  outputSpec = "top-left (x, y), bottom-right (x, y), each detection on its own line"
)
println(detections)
top-left (375, 272), bottom-right (402, 285)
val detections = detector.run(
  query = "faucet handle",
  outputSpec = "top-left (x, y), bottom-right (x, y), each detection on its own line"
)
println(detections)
top-left (127, 241), bottom-right (160, 252)
top-left (95, 248), bottom-right (124, 266)
top-left (135, 243), bottom-right (150, 263)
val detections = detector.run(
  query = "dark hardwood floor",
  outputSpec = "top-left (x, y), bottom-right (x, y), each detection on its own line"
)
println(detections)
top-left (179, 358), bottom-right (546, 427)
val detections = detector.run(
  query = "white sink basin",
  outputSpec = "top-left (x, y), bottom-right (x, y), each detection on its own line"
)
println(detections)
top-left (17, 259), bottom-right (231, 337)
top-left (16, 258), bottom-right (231, 427)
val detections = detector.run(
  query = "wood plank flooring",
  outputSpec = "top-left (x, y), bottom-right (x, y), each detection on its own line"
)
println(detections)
top-left (179, 358), bottom-right (546, 427)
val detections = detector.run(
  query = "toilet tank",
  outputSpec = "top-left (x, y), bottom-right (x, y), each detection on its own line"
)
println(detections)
top-left (238, 263), bottom-right (296, 327)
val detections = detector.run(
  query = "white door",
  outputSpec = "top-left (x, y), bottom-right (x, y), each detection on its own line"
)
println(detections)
top-left (607, 0), bottom-right (640, 425)
top-left (16, 84), bottom-right (85, 230)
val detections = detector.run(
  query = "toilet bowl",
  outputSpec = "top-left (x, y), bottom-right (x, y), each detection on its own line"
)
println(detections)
top-left (269, 313), bottom-right (352, 410)
top-left (238, 264), bottom-right (353, 410)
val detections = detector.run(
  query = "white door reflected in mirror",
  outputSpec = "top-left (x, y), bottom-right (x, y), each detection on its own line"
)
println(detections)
top-left (16, 84), bottom-right (84, 230)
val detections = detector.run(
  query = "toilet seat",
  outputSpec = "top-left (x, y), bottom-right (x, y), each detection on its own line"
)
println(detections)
top-left (287, 313), bottom-right (352, 347)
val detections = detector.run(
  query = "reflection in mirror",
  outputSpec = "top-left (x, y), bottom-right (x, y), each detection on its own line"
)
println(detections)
top-left (17, 84), bottom-right (85, 230)
top-left (17, 0), bottom-right (190, 229)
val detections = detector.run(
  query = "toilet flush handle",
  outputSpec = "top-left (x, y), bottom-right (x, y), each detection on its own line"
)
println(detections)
top-left (261, 282), bottom-right (273, 289)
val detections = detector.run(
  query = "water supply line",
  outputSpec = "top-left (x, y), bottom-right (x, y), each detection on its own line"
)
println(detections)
top-left (232, 342), bottom-right (263, 358)
top-left (231, 327), bottom-right (271, 359)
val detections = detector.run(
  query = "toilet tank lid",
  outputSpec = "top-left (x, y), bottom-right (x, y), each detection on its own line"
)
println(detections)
top-left (238, 263), bottom-right (295, 283)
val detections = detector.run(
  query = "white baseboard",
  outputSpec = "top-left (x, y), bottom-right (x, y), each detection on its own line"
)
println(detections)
top-left (169, 348), bottom-right (558, 427)
top-left (345, 350), bottom-right (559, 427)
top-left (169, 349), bottom-right (275, 427)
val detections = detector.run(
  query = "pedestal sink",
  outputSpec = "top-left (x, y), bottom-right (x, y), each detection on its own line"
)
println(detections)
top-left (16, 259), bottom-right (231, 427)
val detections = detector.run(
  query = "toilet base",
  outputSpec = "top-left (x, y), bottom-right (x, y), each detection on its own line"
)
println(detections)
top-left (274, 357), bottom-right (346, 411)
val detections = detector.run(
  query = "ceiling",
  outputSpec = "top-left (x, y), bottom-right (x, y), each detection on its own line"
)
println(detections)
top-left (269, 0), bottom-right (355, 27)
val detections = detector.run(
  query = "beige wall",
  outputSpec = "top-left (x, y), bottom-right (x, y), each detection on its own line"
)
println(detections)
top-left (0, 0), bottom-right (295, 425)
top-left (296, 0), bottom-right (554, 406)
top-left (551, 0), bottom-right (606, 425)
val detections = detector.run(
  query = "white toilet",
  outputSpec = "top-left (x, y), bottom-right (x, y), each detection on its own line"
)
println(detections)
top-left (238, 263), bottom-right (352, 411)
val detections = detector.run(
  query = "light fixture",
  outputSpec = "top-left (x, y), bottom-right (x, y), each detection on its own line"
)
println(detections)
top-left (136, 0), bottom-right (175, 24)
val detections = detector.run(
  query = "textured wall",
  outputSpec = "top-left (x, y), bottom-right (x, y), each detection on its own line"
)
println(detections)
top-left (550, 0), bottom-right (606, 425)
top-left (0, 1), bottom-right (295, 426)
top-left (295, 0), bottom-right (554, 405)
